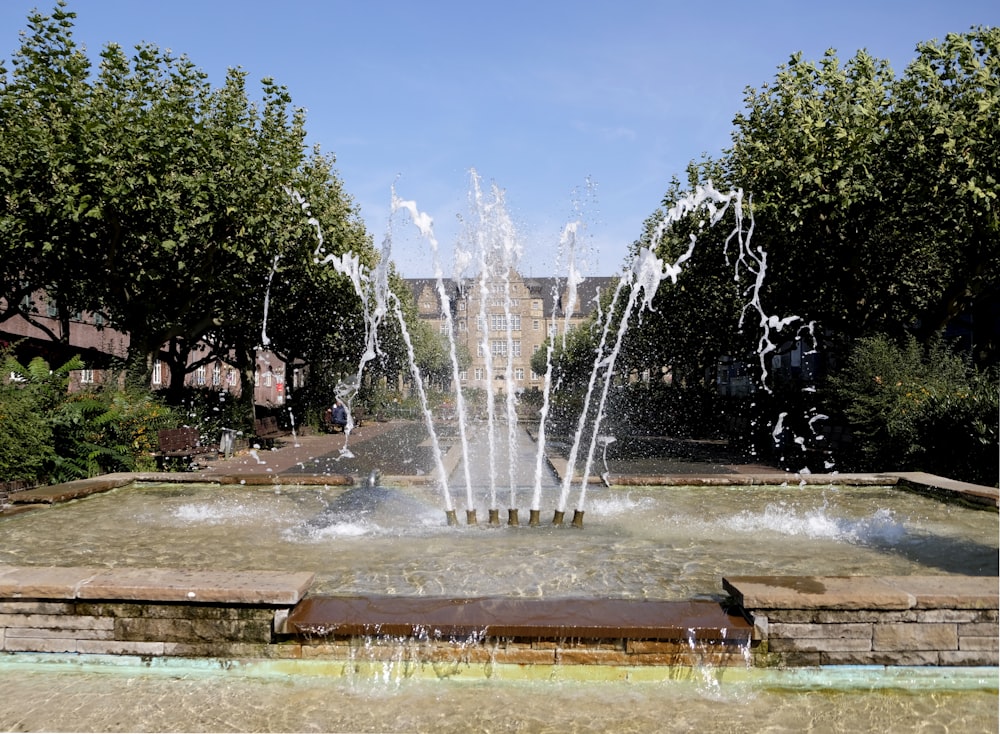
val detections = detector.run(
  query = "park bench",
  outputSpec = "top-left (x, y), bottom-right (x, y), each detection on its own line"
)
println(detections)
top-left (322, 407), bottom-right (364, 433)
top-left (253, 416), bottom-right (286, 447)
top-left (153, 427), bottom-right (217, 470)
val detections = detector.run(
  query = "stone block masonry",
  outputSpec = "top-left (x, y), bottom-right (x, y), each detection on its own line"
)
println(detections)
top-left (724, 575), bottom-right (999, 667)
top-left (0, 566), bottom-right (315, 658)
top-left (1, 565), bottom-right (995, 670)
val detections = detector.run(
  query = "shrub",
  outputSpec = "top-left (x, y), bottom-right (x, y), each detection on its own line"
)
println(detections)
top-left (0, 382), bottom-right (55, 483)
top-left (0, 353), bottom-right (179, 484)
top-left (828, 334), bottom-right (998, 485)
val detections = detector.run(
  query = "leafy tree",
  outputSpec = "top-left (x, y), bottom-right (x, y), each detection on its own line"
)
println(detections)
top-left (726, 30), bottom-right (999, 366)
top-left (611, 30), bottom-right (999, 466)
top-left (85, 41), bottom-right (310, 399)
top-left (258, 151), bottom-right (374, 414)
top-left (0, 2), bottom-right (98, 340)
top-left (622, 161), bottom-right (748, 389)
top-left (884, 27), bottom-right (1000, 355)
top-left (1, 3), bottom-right (385, 423)
top-left (727, 48), bottom-right (897, 360)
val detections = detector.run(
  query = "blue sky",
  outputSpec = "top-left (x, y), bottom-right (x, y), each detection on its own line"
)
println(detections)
top-left (2, 1), bottom-right (996, 278)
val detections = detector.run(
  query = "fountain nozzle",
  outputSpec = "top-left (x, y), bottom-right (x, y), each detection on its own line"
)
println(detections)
top-left (445, 509), bottom-right (458, 526)
top-left (552, 510), bottom-right (565, 526)
top-left (466, 509), bottom-right (477, 525)
top-left (571, 509), bottom-right (584, 528)
top-left (507, 508), bottom-right (519, 526)
top-left (528, 509), bottom-right (541, 526)
top-left (488, 509), bottom-right (500, 525)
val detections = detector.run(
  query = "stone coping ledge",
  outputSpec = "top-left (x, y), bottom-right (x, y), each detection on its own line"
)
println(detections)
top-left (610, 472), bottom-right (898, 486)
top-left (892, 472), bottom-right (999, 509)
top-left (0, 565), bottom-right (314, 605)
top-left (5, 473), bottom-right (354, 506)
top-left (723, 575), bottom-right (999, 611)
top-left (282, 595), bottom-right (753, 642)
top-left (5, 470), bottom-right (995, 513)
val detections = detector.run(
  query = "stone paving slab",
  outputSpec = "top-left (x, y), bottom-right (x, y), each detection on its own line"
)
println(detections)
top-left (881, 576), bottom-right (1000, 609)
top-left (0, 566), bottom-right (103, 599)
top-left (0, 566), bottom-right (314, 605)
top-left (723, 575), bottom-right (999, 611)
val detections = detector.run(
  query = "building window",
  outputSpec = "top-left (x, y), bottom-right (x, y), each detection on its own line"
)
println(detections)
top-left (533, 319), bottom-right (540, 331)
top-left (263, 370), bottom-right (272, 387)
top-left (511, 315), bottom-right (521, 331)
top-left (531, 370), bottom-right (541, 381)
top-left (514, 368), bottom-right (524, 381)
top-left (196, 366), bottom-right (206, 385)
top-left (490, 313), bottom-right (506, 332)
top-left (459, 369), bottom-right (468, 382)
top-left (474, 368), bottom-right (484, 381)
top-left (532, 299), bottom-right (542, 310)
top-left (46, 299), bottom-right (58, 317)
top-left (491, 340), bottom-right (506, 356)
top-left (212, 365), bottom-right (221, 386)
top-left (93, 312), bottom-right (105, 327)
top-left (228, 368), bottom-right (238, 386)
top-left (152, 360), bottom-right (162, 386)
top-left (512, 341), bottom-right (521, 357)
top-left (80, 369), bottom-right (94, 384)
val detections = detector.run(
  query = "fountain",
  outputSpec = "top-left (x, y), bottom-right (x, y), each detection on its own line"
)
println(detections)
top-left (0, 176), bottom-right (997, 731)
top-left (0, 475), bottom-right (997, 730)
top-left (359, 173), bottom-right (760, 527)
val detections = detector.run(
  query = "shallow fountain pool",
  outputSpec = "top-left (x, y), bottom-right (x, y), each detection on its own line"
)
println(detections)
top-left (0, 653), bottom-right (996, 732)
top-left (1, 481), bottom-right (995, 599)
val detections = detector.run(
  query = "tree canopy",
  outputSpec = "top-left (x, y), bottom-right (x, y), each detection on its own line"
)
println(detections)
top-left (619, 27), bottom-right (998, 388)
top-left (0, 2), bottom-right (385, 408)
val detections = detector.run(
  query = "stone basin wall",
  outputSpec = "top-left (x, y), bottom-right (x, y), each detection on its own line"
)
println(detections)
top-left (1, 566), bottom-right (996, 671)
top-left (725, 575), bottom-right (999, 667)
top-left (0, 567), bottom-right (314, 659)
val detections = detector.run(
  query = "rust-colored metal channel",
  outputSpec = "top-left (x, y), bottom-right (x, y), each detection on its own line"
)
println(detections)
top-left (285, 596), bottom-right (752, 642)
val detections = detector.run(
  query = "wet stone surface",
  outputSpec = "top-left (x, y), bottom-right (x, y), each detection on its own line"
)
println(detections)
top-left (297, 422), bottom-right (438, 476)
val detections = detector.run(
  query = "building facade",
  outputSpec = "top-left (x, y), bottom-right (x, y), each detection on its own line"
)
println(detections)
top-left (406, 271), bottom-right (617, 394)
top-left (0, 292), bottom-right (291, 407)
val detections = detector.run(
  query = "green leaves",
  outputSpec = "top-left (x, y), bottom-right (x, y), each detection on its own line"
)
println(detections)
top-left (1, 3), bottom-right (380, 404)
